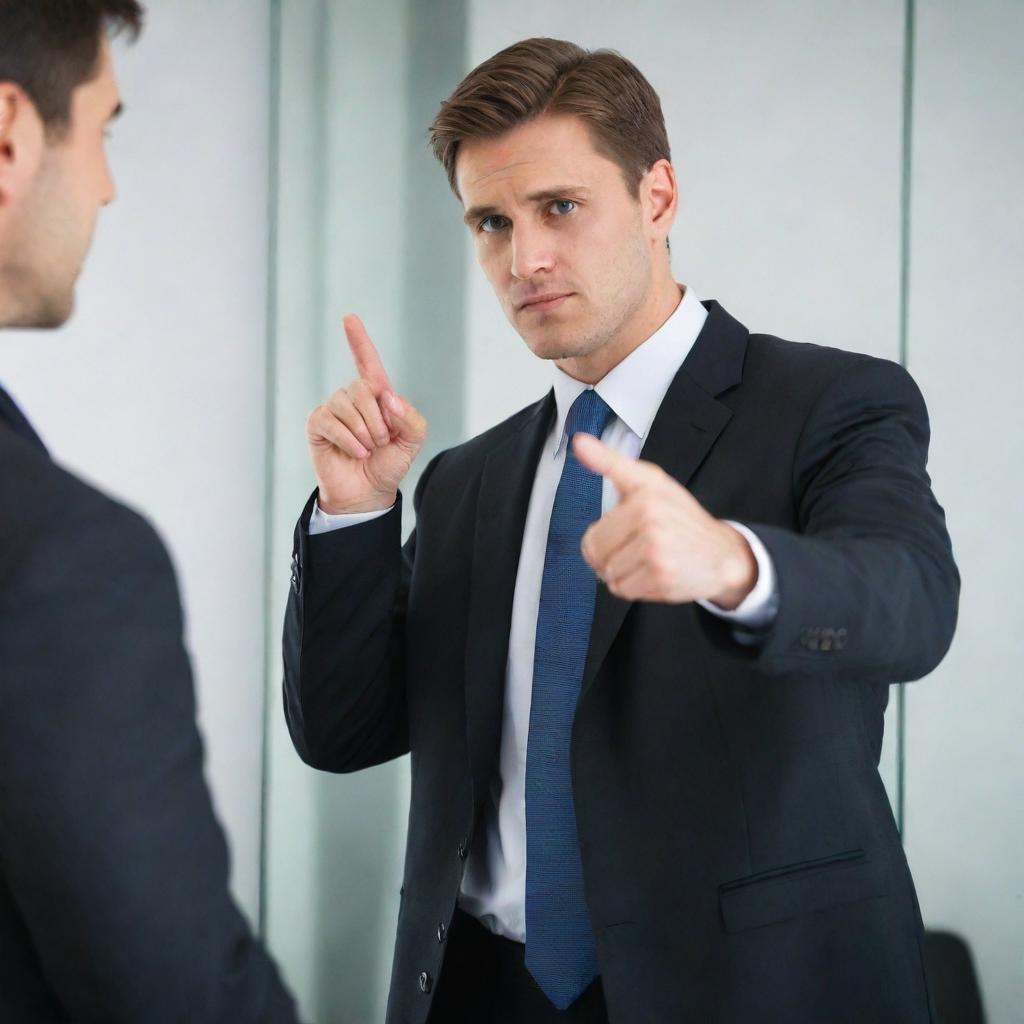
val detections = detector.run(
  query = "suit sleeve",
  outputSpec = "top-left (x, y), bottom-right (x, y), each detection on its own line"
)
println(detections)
top-left (282, 451), bottom-right (443, 773)
top-left (0, 504), bottom-right (300, 1023)
top-left (699, 357), bottom-right (960, 682)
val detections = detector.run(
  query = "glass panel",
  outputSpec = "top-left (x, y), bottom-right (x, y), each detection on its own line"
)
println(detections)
top-left (902, 1), bottom-right (1024, 1019)
top-left (263, 3), bottom-right (467, 1021)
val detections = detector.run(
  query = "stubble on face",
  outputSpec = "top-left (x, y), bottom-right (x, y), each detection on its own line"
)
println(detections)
top-left (524, 210), bottom-right (652, 372)
top-left (1, 150), bottom-right (92, 328)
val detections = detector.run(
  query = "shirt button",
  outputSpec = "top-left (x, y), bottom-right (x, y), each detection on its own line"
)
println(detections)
top-left (437, 922), bottom-right (447, 943)
top-left (419, 971), bottom-right (433, 994)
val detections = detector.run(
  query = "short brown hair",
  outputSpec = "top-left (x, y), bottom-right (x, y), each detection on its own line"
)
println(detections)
top-left (428, 37), bottom-right (671, 201)
top-left (0, 0), bottom-right (144, 135)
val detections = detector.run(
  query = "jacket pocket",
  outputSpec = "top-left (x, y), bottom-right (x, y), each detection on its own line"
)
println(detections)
top-left (718, 848), bottom-right (888, 933)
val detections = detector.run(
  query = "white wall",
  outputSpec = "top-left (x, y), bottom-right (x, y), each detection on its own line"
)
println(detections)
top-left (0, 1), bottom-right (272, 922)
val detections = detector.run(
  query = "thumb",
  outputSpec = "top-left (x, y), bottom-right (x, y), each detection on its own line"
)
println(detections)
top-left (382, 390), bottom-right (427, 446)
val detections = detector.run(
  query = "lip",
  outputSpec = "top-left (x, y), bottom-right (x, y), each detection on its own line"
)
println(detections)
top-left (518, 292), bottom-right (574, 312)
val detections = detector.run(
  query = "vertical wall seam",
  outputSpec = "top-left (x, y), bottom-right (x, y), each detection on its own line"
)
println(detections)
top-left (258, 0), bottom-right (283, 938)
top-left (312, 3), bottom-right (327, 392)
top-left (896, 0), bottom-right (917, 842)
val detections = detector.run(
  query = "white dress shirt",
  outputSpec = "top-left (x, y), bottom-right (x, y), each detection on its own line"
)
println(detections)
top-left (309, 285), bottom-right (778, 942)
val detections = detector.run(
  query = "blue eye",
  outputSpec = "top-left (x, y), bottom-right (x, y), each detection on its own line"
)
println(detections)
top-left (551, 200), bottom-right (576, 215)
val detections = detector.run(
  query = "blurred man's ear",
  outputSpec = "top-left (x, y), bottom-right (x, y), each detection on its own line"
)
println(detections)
top-left (0, 85), bottom-right (44, 209)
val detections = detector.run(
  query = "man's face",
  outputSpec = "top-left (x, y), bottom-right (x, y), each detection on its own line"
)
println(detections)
top-left (456, 113), bottom-right (670, 376)
top-left (0, 37), bottom-right (121, 329)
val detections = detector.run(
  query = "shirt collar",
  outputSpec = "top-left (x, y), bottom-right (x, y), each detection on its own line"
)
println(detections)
top-left (550, 283), bottom-right (708, 457)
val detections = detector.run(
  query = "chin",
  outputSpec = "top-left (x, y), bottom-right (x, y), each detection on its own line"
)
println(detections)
top-left (33, 290), bottom-right (75, 330)
top-left (520, 325), bottom-right (583, 360)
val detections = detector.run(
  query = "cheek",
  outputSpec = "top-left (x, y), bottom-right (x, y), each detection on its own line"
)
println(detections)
top-left (476, 237), bottom-right (509, 286)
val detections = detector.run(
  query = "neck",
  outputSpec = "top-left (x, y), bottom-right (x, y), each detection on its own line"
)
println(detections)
top-left (556, 270), bottom-right (683, 385)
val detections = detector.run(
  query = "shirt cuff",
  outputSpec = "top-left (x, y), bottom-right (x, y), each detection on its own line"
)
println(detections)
top-left (696, 521), bottom-right (779, 628)
top-left (308, 498), bottom-right (394, 535)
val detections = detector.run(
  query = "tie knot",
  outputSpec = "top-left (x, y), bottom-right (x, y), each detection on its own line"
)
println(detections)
top-left (564, 388), bottom-right (613, 443)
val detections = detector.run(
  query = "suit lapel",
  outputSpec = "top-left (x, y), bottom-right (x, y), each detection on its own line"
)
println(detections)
top-left (464, 390), bottom-right (556, 811)
top-left (580, 300), bottom-right (750, 699)
top-left (0, 385), bottom-right (46, 452)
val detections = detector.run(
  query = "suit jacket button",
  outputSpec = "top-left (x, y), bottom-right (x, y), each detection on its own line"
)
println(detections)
top-left (419, 971), bottom-right (433, 994)
top-left (458, 841), bottom-right (468, 860)
top-left (437, 922), bottom-right (447, 943)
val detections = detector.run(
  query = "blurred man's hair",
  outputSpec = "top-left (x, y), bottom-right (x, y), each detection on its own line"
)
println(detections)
top-left (0, 0), bottom-right (144, 137)
top-left (428, 36), bottom-right (671, 201)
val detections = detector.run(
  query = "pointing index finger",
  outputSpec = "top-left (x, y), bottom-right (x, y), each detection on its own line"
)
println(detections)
top-left (343, 313), bottom-right (392, 393)
top-left (572, 432), bottom-right (648, 494)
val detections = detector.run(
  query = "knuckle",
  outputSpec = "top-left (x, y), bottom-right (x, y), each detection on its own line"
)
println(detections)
top-left (654, 558), bottom-right (675, 586)
top-left (328, 393), bottom-right (352, 417)
top-left (641, 539), bottom-right (660, 564)
top-left (636, 497), bottom-right (659, 527)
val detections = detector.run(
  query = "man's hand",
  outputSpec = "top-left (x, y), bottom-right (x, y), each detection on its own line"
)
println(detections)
top-left (305, 314), bottom-right (427, 514)
top-left (572, 432), bottom-right (758, 608)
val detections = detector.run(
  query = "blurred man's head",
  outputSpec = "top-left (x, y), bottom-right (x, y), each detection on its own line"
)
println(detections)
top-left (0, 0), bottom-right (143, 329)
top-left (429, 38), bottom-right (679, 383)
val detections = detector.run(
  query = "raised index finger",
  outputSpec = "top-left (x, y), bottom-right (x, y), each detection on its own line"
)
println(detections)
top-left (572, 432), bottom-right (652, 495)
top-left (343, 313), bottom-right (392, 393)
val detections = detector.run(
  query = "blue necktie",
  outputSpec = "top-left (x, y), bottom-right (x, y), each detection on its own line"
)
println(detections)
top-left (525, 388), bottom-right (614, 1009)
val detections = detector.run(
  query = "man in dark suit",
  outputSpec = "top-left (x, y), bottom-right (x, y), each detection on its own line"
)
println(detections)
top-left (285, 37), bottom-right (959, 1023)
top-left (0, 3), bottom-right (298, 1020)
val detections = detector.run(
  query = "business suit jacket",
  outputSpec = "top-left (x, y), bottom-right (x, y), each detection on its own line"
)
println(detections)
top-left (0, 387), bottom-right (298, 1023)
top-left (284, 300), bottom-right (959, 1023)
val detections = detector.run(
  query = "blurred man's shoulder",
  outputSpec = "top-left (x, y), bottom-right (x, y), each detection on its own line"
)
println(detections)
top-left (0, 429), bottom-right (171, 599)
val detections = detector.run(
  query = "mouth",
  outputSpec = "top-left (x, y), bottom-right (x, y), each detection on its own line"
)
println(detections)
top-left (517, 292), bottom-right (574, 313)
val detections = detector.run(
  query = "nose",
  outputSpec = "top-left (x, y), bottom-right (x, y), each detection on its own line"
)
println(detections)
top-left (509, 222), bottom-right (555, 280)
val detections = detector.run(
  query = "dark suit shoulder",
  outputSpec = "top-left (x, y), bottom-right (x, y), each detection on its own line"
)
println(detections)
top-left (745, 330), bottom-right (882, 385)
top-left (740, 330), bottom-right (920, 422)
top-left (423, 390), bottom-right (552, 483)
top-left (0, 431), bottom-right (175, 610)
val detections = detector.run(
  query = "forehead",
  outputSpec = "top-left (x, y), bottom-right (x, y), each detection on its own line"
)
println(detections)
top-left (455, 114), bottom-right (618, 203)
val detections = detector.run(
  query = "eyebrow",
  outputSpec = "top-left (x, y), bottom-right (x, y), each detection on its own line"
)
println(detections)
top-left (462, 185), bottom-right (591, 225)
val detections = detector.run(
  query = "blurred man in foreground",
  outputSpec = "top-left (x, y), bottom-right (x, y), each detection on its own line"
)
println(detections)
top-left (0, 3), bottom-right (299, 1020)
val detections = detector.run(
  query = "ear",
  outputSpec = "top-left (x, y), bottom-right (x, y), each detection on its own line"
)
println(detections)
top-left (0, 84), bottom-right (45, 208)
top-left (640, 158), bottom-right (678, 250)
